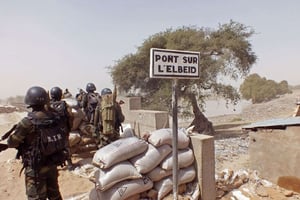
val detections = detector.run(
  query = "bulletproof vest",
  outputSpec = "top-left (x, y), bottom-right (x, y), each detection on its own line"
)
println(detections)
top-left (85, 93), bottom-right (100, 123)
top-left (87, 93), bottom-right (99, 111)
top-left (22, 111), bottom-right (68, 168)
top-left (50, 100), bottom-right (68, 117)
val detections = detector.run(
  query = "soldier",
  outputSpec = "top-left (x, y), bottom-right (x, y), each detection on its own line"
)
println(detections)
top-left (97, 87), bottom-right (125, 147)
top-left (7, 86), bottom-right (68, 200)
top-left (81, 82), bottom-right (101, 123)
top-left (49, 86), bottom-right (74, 170)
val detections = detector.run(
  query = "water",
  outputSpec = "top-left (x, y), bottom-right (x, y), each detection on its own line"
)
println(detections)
top-left (203, 99), bottom-right (251, 117)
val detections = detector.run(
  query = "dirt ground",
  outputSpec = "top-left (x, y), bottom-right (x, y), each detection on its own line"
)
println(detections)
top-left (0, 90), bottom-right (300, 199)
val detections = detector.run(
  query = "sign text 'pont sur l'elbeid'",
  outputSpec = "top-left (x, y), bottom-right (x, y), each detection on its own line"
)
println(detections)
top-left (150, 48), bottom-right (200, 79)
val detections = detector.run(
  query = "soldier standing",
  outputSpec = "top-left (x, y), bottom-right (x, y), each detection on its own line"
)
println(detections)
top-left (7, 86), bottom-right (68, 200)
top-left (97, 87), bottom-right (125, 147)
top-left (49, 86), bottom-right (74, 170)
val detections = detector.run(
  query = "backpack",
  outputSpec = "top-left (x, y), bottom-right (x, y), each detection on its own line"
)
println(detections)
top-left (101, 93), bottom-right (116, 135)
top-left (24, 112), bottom-right (68, 168)
top-left (50, 100), bottom-right (68, 117)
top-left (87, 93), bottom-right (99, 110)
top-left (86, 93), bottom-right (100, 122)
top-left (50, 100), bottom-right (71, 130)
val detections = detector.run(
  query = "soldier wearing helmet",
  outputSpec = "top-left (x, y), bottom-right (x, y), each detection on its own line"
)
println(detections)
top-left (95, 87), bottom-right (125, 148)
top-left (7, 86), bottom-right (64, 200)
top-left (49, 86), bottom-right (74, 170)
top-left (79, 83), bottom-right (102, 145)
top-left (81, 83), bottom-right (101, 123)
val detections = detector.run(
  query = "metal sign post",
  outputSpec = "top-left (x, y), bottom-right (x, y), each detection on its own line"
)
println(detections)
top-left (172, 78), bottom-right (179, 200)
top-left (149, 48), bottom-right (200, 199)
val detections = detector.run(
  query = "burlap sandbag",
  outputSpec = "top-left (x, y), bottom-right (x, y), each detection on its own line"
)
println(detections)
top-left (148, 128), bottom-right (190, 149)
top-left (91, 176), bottom-right (153, 200)
top-left (92, 136), bottom-right (148, 169)
top-left (154, 165), bottom-right (196, 200)
top-left (95, 161), bottom-right (142, 191)
top-left (147, 166), bottom-right (173, 182)
top-left (71, 108), bottom-right (85, 131)
top-left (68, 132), bottom-right (81, 147)
top-left (160, 148), bottom-right (194, 170)
top-left (130, 144), bottom-right (172, 174)
top-left (63, 98), bottom-right (85, 131)
top-left (120, 124), bottom-right (135, 138)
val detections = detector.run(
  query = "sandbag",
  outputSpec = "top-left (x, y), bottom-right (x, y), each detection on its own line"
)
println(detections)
top-left (154, 166), bottom-right (196, 200)
top-left (68, 132), bottom-right (81, 147)
top-left (92, 136), bottom-right (148, 169)
top-left (130, 144), bottom-right (172, 174)
top-left (94, 161), bottom-right (142, 191)
top-left (63, 98), bottom-right (85, 131)
top-left (160, 148), bottom-right (194, 170)
top-left (124, 193), bottom-right (140, 200)
top-left (92, 176), bottom-right (153, 200)
top-left (120, 124), bottom-right (135, 138)
top-left (148, 128), bottom-right (190, 149)
top-left (71, 108), bottom-right (85, 131)
top-left (79, 123), bottom-right (96, 136)
top-left (147, 166), bottom-right (173, 182)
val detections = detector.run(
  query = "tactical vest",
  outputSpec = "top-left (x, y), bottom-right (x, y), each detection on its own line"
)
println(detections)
top-left (22, 111), bottom-right (68, 169)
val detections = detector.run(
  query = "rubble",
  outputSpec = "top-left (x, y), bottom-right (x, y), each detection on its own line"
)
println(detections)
top-left (215, 135), bottom-right (300, 199)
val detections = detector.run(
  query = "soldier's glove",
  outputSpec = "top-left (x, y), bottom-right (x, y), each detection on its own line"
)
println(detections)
top-left (0, 143), bottom-right (8, 152)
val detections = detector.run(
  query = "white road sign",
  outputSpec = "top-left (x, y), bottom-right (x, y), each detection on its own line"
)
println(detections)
top-left (150, 48), bottom-right (200, 79)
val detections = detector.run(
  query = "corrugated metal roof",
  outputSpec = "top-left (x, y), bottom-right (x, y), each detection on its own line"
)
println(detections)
top-left (242, 117), bottom-right (300, 130)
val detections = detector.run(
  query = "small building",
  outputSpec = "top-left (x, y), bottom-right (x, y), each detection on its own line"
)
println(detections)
top-left (243, 116), bottom-right (300, 192)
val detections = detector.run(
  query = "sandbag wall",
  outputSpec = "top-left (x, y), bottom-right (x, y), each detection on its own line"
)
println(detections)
top-left (89, 128), bottom-right (196, 200)
top-left (68, 124), bottom-right (99, 154)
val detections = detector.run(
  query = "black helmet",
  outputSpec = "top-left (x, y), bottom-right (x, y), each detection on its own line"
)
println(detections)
top-left (86, 83), bottom-right (96, 93)
top-left (101, 88), bottom-right (112, 96)
top-left (24, 86), bottom-right (49, 106)
top-left (50, 86), bottom-right (62, 100)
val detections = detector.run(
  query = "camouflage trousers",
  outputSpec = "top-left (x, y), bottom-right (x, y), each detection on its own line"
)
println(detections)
top-left (25, 165), bottom-right (62, 200)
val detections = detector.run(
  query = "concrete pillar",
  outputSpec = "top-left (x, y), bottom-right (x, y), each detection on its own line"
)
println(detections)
top-left (190, 134), bottom-right (216, 200)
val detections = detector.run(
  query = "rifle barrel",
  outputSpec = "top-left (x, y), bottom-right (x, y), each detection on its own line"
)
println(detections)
top-left (1, 124), bottom-right (17, 141)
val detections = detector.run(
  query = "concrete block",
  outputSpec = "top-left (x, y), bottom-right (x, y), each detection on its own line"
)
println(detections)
top-left (190, 134), bottom-right (215, 200)
top-left (128, 110), bottom-right (169, 136)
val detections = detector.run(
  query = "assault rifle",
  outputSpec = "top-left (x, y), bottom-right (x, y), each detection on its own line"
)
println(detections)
top-left (0, 124), bottom-right (17, 152)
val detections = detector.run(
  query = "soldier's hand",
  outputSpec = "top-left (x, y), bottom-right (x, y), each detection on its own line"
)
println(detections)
top-left (0, 143), bottom-right (8, 152)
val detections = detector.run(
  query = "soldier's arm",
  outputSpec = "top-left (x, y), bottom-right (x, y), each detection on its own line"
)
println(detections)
top-left (81, 94), bottom-right (88, 108)
top-left (7, 118), bottom-right (32, 148)
top-left (115, 103), bottom-right (125, 123)
top-left (66, 104), bottom-right (74, 131)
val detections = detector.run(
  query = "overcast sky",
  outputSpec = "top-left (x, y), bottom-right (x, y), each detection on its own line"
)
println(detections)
top-left (1, 0), bottom-right (300, 99)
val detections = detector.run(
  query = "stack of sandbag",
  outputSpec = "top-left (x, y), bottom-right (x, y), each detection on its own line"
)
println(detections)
top-left (90, 136), bottom-right (152, 200)
top-left (89, 128), bottom-right (196, 200)
top-left (146, 128), bottom-right (196, 199)
top-left (68, 123), bottom-right (99, 154)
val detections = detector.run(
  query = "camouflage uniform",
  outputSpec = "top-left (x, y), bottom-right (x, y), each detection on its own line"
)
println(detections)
top-left (7, 111), bottom-right (62, 200)
top-left (49, 99), bottom-right (74, 170)
top-left (81, 91), bottom-right (101, 123)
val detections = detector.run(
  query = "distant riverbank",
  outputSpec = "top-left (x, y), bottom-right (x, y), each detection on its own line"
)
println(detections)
top-left (203, 99), bottom-right (251, 117)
